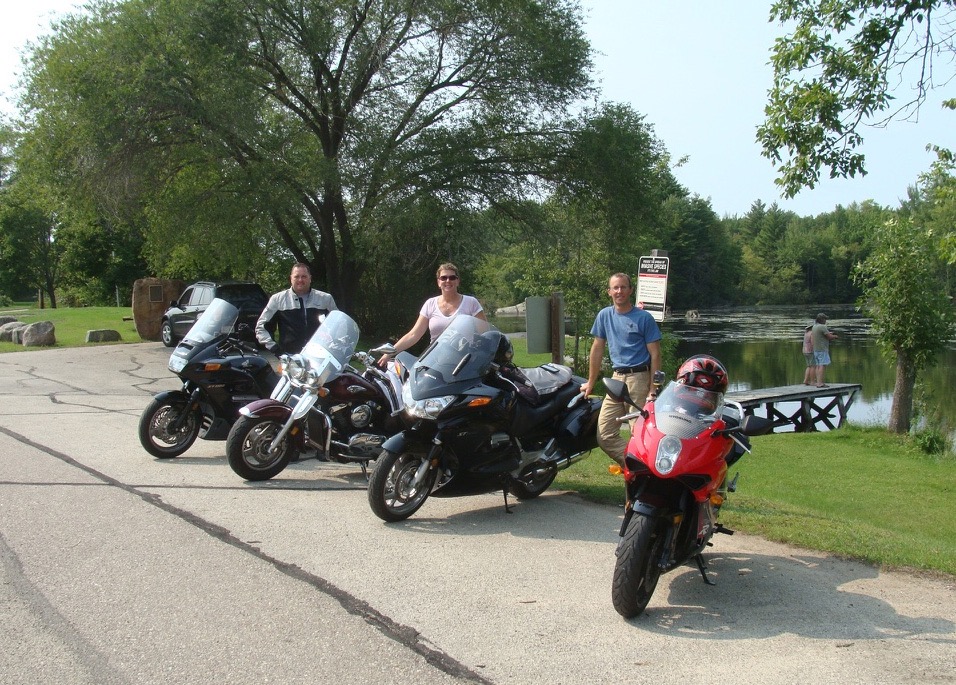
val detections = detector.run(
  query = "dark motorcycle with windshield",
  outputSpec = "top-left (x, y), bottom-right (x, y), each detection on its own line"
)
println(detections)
top-left (226, 310), bottom-right (414, 480)
top-left (366, 314), bottom-right (601, 522)
top-left (139, 298), bottom-right (279, 458)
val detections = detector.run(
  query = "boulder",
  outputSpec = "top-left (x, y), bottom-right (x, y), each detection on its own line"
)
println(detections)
top-left (0, 315), bottom-right (18, 326)
top-left (21, 321), bottom-right (56, 347)
top-left (0, 321), bottom-right (28, 342)
top-left (495, 302), bottom-right (526, 316)
top-left (86, 329), bottom-right (122, 343)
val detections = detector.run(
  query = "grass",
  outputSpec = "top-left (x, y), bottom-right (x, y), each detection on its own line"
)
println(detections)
top-left (511, 337), bottom-right (956, 578)
top-left (4, 308), bottom-right (954, 577)
top-left (0, 305), bottom-right (140, 351)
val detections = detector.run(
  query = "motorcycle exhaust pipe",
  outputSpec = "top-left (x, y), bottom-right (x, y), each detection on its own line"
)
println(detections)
top-left (540, 438), bottom-right (592, 472)
top-left (548, 449), bottom-right (590, 471)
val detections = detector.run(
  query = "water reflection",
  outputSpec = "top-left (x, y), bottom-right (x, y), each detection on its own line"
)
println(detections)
top-left (666, 304), bottom-right (956, 431)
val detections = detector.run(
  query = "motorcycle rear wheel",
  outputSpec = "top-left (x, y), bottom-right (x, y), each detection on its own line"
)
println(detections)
top-left (509, 463), bottom-right (557, 500)
top-left (367, 450), bottom-right (437, 522)
top-left (226, 415), bottom-right (296, 481)
top-left (612, 514), bottom-right (665, 618)
top-left (138, 397), bottom-right (201, 458)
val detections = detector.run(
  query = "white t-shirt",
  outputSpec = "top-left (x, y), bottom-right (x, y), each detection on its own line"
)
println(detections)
top-left (420, 295), bottom-right (483, 341)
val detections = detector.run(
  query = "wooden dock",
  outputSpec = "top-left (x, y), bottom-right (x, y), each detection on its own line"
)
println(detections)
top-left (725, 382), bottom-right (863, 432)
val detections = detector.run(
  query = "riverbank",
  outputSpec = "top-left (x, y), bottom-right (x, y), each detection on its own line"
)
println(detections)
top-left (555, 425), bottom-right (956, 578)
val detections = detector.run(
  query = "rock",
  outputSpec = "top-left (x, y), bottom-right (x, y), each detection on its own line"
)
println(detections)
top-left (495, 302), bottom-right (525, 316)
top-left (86, 329), bottom-right (122, 343)
top-left (0, 321), bottom-right (28, 342)
top-left (0, 315), bottom-right (18, 326)
top-left (22, 321), bottom-right (56, 347)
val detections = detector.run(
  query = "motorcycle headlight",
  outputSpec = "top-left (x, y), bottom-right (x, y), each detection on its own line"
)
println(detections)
top-left (286, 354), bottom-right (308, 382)
top-left (403, 383), bottom-right (454, 419)
top-left (655, 435), bottom-right (682, 475)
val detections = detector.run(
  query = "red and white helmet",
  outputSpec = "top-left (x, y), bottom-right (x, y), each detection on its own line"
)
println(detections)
top-left (676, 355), bottom-right (728, 394)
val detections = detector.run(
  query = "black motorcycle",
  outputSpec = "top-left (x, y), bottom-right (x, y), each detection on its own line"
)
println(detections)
top-left (139, 298), bottom-right (279, 458)
top-left (366, 314), bottom-right (601, 522)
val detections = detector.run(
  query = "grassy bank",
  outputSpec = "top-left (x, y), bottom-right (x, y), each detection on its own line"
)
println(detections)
top-left (553, 427), bottom-right (956, 577)
top-left (3, 308), bottom-right (954, 578)
top-left (509, 337), bottom-right (956, 578)
top-left (0, 305), bottom-right (139, 351)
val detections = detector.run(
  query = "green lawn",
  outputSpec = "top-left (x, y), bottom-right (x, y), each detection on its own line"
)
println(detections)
top-left (508, 337), bottom-right (956, 578)
top-left (0, 305), bottom-right (140, 352)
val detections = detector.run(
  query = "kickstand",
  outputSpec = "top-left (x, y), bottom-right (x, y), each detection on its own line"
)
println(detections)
top-left (502, 489), bottom-right (513, 514)
top-left (360, 462), bottom-right (368, 481)
top-left (695, 554), bottom-right (716, 586)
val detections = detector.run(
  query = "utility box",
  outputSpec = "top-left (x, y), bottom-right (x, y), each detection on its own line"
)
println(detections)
top-left (525, 293), bottom-right (565, 363)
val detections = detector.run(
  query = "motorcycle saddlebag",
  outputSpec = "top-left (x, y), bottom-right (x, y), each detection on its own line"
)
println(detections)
top-left (557, 396), bottom-right (601, 441)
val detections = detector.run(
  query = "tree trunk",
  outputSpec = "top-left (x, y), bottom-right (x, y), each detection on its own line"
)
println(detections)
top-left (888, 349), bottom-right (916, 433)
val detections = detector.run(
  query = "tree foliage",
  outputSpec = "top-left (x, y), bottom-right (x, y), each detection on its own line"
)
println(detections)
top-left (759, 0), bottom-right (956, 197)
top-left (19, 0), bottom-right (594, 326)
top-left (853, 216), bottom-right (956, 433)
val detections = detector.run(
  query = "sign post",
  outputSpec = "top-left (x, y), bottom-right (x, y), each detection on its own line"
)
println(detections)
top-left (637, 252), bottom-right (669, 322)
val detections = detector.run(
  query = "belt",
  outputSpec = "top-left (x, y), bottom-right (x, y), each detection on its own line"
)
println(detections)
top-left (613, 364), bottom-right (649, 374)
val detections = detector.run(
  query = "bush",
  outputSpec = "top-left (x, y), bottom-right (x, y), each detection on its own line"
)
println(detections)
top-left (913, 428), bottom-right (948, 455)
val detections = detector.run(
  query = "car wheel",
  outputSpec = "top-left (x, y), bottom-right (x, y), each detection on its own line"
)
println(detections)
top-left (161, 320), bottom-right (176, 347)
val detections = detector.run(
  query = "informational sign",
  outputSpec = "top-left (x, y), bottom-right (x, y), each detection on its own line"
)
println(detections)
top-left (637, 255), bottom-right (669, 322)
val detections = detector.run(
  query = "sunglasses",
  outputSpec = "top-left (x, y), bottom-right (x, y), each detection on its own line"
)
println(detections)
top-left (438, 275), bottom-right (459, 281)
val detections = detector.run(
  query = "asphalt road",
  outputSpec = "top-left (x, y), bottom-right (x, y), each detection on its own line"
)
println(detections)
top-left (1, 343), bottom-right (954, 684)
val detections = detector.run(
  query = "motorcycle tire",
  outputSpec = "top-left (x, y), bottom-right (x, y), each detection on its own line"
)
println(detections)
top-left (367, 450), bottom-right (437, 522)
top-left (611, 514), bottom-right (666, 619)
top-left (509, 463), bottom-right (557, 500)
top-left (226, 415), bottom-right (296, 481)
top-left (138, 397), bottom-right (201, 458)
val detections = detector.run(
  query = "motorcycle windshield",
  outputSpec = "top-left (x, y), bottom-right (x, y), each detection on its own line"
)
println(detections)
top-left (298, 310), bottom-right (360, 385)
top-left (411, 314), bottom-right (499, 392)
top-left (181, 298), bottom-right (240, 345)
top-left (653, 381), bottom-right (724, 438)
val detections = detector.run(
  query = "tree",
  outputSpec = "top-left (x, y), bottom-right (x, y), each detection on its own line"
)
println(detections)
top-left (0, 187), bottom-right (61, 306)
top-left (853, 216), bottom-right (956, 433)
top-left (20, 0), bottom-right (594, 322)
top-left (758, 0), bottom-right (956, 197)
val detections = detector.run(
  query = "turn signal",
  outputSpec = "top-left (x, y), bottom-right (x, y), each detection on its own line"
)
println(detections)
top-left (608, 464), bottom-right (623, 476)
top-left (318, 387), bottom-right (329, 398)
top-left (203, 363), bottom-right (222, 371)
top-left (710, 492), bottom-right (725, 506)
top-left (467, 397), bottom-right (492, 407)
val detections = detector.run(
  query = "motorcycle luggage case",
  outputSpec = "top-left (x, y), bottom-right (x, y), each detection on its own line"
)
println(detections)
top-left (557, 397), bottom-right (601, 439)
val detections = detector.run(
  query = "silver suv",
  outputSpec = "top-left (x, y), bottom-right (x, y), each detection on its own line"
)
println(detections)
top-left (160, 281), bottom-right (268, 347)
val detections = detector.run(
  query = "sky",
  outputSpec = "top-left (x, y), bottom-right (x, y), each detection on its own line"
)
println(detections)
top-left (1, 1), bottom-right (952, 218)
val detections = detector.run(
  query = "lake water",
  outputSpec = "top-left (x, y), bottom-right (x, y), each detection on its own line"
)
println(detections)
top-left (497, 304), bottom-right (956, 435)
top-left (666, 304), bottom-right (956, 434)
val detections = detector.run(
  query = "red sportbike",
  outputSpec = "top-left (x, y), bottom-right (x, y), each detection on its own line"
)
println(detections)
top-left (603, 356), bottom-right (773, 619)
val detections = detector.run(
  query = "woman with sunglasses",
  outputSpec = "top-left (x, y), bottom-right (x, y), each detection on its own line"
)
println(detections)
top-left (378, 262), bottom-right (486, 365)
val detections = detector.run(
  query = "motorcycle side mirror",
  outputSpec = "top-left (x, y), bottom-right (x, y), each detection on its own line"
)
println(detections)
top-left (740, 413), bottom-right (775, 436)
top-left (370, 342), bottom-right (397, 357)
top-left (602, 377), bottom-right (638, 408)
top-left (652, 369), bottom-right (666, 386)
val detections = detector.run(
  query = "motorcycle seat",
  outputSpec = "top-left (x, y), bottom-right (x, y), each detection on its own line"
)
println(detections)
top-left (520, 363), bottom-right (573, 398)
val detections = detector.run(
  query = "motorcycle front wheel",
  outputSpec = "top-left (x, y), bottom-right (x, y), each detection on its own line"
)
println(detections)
top-left (611, 514), bottom-right (666, 618)
top-left (367, 450), bottom-right (437, 522)
top-left (226, 415), bottom-right (297, 481)
top-left (138, 397), bottom-right (201, 458)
